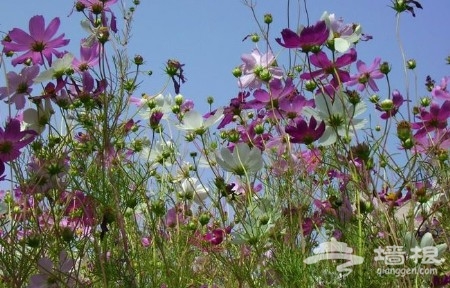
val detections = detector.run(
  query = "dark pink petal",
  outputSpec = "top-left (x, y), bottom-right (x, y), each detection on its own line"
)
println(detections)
top-left (276, 28), bottom-right (301, 48)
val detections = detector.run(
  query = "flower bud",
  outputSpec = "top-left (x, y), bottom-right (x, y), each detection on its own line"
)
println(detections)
top-left (402, 138), bottom-right (414, 149)
top-left (258, 68), bottom-right (271, 82)
top-left (379, 99), bottom-right (394, 111)
top-left (174, 94), bottom-right (184, 105)
top-left (199, 213), bottom-right (210, 226)
top-left (396, 120), bottom-right (411, 141)
top-left (380, 61), bottom-right (391, 75)
top-left (97, 27), bottom-right (110, 44)
top-left (369, 94), bottom-right (379, 104)
top-left (232, 67), bottom-right (242, 78)
top-left (75, 1), bottom-right (86, 11)
top-left (151, 200), bottom-right (166, 217)
top-left (251, 33), bottom-right (260, 43)
top-left (227, 130), bottom-right (240, 143)
top-left (305, 80), bottom-right (317, 92)
top-left (134, 54), bottom-right (144, 65)
top-left (254, 123), bottom-right (265, 134)
top-left (264, 14), bottom-right (273, 24)
top-left (420, 97), bottom-right (431, 107)
top-left (406, 59), bottom-right (416, 69)
top-left (207, 96), bottom-right (214, 105)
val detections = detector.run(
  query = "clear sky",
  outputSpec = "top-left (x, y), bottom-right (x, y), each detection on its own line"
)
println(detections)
top-left (0, 0), bottom-right (448, 115)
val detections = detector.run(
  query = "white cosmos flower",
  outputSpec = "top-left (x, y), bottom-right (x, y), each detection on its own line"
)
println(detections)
top-left (139, 93), bottom-right (174, 120)
top-left (140, 140), bottom-right (176, 166)
top-left (303, 91), bottom-right (366, 146)
top-left (22, 98), bottom-right (54, 134)
top-left (176, 108), bottom-right (224, 132)
top-left (215, 142), bottom-right (263, 175)
top-left (321, 11), bottom-right (362, 53)
top-left (34, 53), bottom-right (74, 83)
top-left (179, 177), bottom-right (208, 204)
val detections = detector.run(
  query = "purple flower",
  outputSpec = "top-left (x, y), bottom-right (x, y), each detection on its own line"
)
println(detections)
top-left (77, 0), bottom-right (118, 33)
top-left (218, 91), bottom-right (252, 129)
top-left (301, 49), bottom-right (357, 88)
top-left (411, 100), bottom-right (450, 139)
top-left (276, 21), bottom-right (329, 52)
top-left (72, 39), bottom-right (100, 72)
top-left (285, 117), bottom-right (325, 145)
top-left (0, 118), bottom-right (37, 162)
top-left (376, 90), bottom-right (405, 119)
top-left (2, 15), bottom-right (69, 66)
top-left (378, 188), bottom-right (411, 207)
top-left (0, 65), bottom-right (39, 110)
top-left (432, 76), bottom-right (450, 100)
top-left (238, 49), bottom-right (283, 89)
top-left (347, 57), bottom-right (384, 92)
top-left (248, 78), bottom-right (295, 118)
top-left (28, 251), bottom-right (75, 288)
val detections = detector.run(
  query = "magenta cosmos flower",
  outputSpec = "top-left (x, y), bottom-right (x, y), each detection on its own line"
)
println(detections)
top-left (276, 20), bottom-right (329, 52)
top-left (347, 57), bottom-right (384, 92)
top-left (411, 100), bottom-right (450, 139)
top-left (285, 116), bottom-right (325, 145)
top-left (76, 0), bottom-right (118, 33)
top-left (0, 65), bottom-right (39, 110)
top-left (301, 48), bottom-right (357, 88)
top-left (2, 15), bottom-right (69, 66)
top-left (0, 118), bottom-right (37, 162)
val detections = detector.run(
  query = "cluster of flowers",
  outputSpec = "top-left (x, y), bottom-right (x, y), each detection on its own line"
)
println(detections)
top-left (0, 0), bottom-right (449, 287)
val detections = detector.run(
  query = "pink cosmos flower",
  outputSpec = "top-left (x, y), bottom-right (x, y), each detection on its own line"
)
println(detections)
top-left (72, 39), bottom-right (100, 72)
top-left (378, 188), bottom-right (411, 207)
top-left (2, 15), bottom-right (69, 66)
top-left (248, 78), bottom-right (295, 119)
top-left (431, 76), bottom-right (450, 100)
top-left (347, 57), bottom-right (384, 92)
top-left (77, 0), bottom-right (118, 33)
top-left (0, 65), bottom-right (39, 110)
top-left (300, 48), bottom-right (357, 88)
top-left (27, 251), bottom-right (75, 288)
top-left (0, 118), bottom-right (37, 162)
top-left (278, 93), bottom-right (314, 119)
top-left (411, 100), bottom-right (450, 139)
top-left (60, 190), bottom-right (96, 227)
top-left (238, 49), bottom-right (283, 89)
top-left (376, 90), bottom-right (405, 119)
top-left (276, 20), bottom-right (329, 52)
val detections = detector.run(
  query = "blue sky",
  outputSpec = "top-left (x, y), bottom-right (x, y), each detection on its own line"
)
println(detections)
top-left (0, 0), bottom-right (448, 115)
